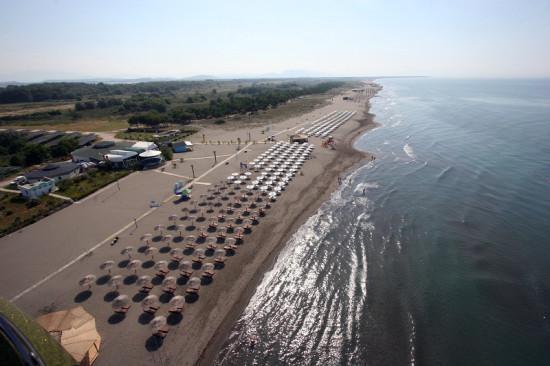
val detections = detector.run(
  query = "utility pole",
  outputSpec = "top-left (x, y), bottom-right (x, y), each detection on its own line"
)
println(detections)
top-left (191, 164), bottom-right (195, 178)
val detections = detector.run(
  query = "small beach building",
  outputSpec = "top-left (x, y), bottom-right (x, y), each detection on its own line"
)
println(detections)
top-left (132, 141), bottom-right (158, 151)
top-left (172, 141), bottom-right (193, 153)
top-left (71, 141), bottom-right (134, 163)
top-left (104, 149), bottom-right (139, 168)
top-left (24, 162), bottom-right (81, 183)
top-left (290, 134), bottom-right (308, 144)
top-left (19, 178), bottom-right (56, 199)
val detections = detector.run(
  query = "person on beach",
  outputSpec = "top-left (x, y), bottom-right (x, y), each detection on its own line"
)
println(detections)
top-left (338, 177), bottom-right (342, 185)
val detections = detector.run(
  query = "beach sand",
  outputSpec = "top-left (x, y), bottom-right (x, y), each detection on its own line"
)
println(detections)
top-left (1, 84), bottom-right (380, 366)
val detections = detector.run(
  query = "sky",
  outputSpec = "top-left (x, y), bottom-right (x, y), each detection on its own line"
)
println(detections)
top-left (1, 0), bottom-right (550, 81)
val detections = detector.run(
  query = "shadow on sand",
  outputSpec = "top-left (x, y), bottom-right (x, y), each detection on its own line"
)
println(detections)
top-left (74, 290), bottom-right (92, 303)
top-left (108, 313), bottom-right (126, 324)
top-left (145, 336), bottom-right (164, 351)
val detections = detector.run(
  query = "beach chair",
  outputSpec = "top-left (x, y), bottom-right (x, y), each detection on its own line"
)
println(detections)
top-left (114, 305), bottom-right (131, 314)
top-left (140, 284), bottom-right (153, 293)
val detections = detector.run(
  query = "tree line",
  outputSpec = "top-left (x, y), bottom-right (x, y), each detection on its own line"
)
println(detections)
top-left (127, 81), bottom-right (345, 127)
top-left (0, 80), bottom-right (219, 104)
top-left (0, 132), bottom-right (78, 167)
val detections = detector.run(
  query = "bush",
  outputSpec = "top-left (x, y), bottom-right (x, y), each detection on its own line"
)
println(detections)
top-left (160, 146), bottom-right (173, 161)
top-left (214, 119), bottom-right (225, 125)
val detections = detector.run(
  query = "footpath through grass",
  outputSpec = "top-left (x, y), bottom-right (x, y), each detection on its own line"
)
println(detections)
top-left (0, 193), bottom-right (69, 237)
top-left (57, 169), bottom-right (132, 200)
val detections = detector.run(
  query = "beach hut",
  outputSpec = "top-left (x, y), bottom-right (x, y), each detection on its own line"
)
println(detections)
top-left (36, 306), bottom-right (101, 366)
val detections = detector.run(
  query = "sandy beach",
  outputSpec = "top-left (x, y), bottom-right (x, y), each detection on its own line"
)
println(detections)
top-left (0, 83), bottom-right (380, 365)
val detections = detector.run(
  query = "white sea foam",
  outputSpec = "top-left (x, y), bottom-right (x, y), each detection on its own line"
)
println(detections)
top-left (403, 143), bottom-right (417, 159)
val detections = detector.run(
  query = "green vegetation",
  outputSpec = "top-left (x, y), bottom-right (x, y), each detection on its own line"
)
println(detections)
top-left (160, 146), bottom-right (173, 161)
top-left (0, 299), bottom-right (76, 366)
top-left (56, 169), bottom-right (131, 200)
top-left (115, 127), bottom-right (197, 142)
top-left (0, 132), bottom-right (79, 179)
top-left (0, 79), bottom-right (348, 130)
top-left (0, 193), bottom-right (69, 237)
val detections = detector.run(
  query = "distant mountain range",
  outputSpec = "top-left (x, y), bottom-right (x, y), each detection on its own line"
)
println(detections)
top-left (0, 72), bottom-right (426, 86)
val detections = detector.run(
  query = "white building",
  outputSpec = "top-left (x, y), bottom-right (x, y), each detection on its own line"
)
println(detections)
top-left (19, 178), bottom-right (56, 199)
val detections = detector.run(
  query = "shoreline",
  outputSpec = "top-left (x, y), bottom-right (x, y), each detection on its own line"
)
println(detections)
top-left (196, 96), bottom-right (380, 365)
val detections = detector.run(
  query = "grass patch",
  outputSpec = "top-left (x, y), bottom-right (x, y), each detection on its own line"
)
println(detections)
top-left (0, 193), bottom-right (70, 237)
top-left (8, 117), bottom-right (129, 132)
top-left (115, 127), bottom-right (198, 142)
top-left (114, 131), bottom-right (157, 141)
top-left (0, 299), bottom-right (75, 366)
top-left (57, 169), bottom-right (132, 200)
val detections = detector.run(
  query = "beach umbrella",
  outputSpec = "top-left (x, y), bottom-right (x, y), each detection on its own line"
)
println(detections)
top-left (187, 277), bottom-right (201, 290)
top-left (150, 315), bottom-right (167, 332)
top-left (154, 260), bottom-right (168, 271)
top-left (127, 259), bottom-right (142, 273)
top-left (169, 295), bottom-right (185, 308)
top-left (121, 246), bottom-right (134, 258)
top-left (168, 214), bottom-right (178, 225)
top-left (137, 275), bottom-right (153, 287)
top-left (141, 233), bottom-right (153, 245)
top-left (179, 261), bottom-right (192, 271)
top-left (99, 260), bottom-right (115, 274)
top-left (214, 249), bottom-right (226, 261)
top-left (141, 295), bottom-right (160, 309)
top-left (176, 225), bottom-right (186, 237)
top-left (145, 246), bottom-right (158, 259)
top-left (163, 234), bottom-right (173, 246)
top-left (108, 275), bottom-right (123, 290)
top-left (162, 276), bottom-right (177, 288)
top-left (154, 224), bottom-right (165, 235)
top-left (78, 275), bottom-right (96, 290)
top-left (112, 295), bottom-right (130, 312)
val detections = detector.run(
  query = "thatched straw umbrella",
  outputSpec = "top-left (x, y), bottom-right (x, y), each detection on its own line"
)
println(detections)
top-left (145, 246), bottom-right (158, 260)
top-left (99, 260), bottom-right (115, 274)
top-left (168, 296), bottom-right (185, 313)
top-left (112, 295), bottom-right (131, 313)
top-left (179, 261), bottom-right (193, 278)
top-left (141, 295), bottom-right (160, 314)
top-left (127, 259), bottom-right (142, 274)
top-left (121, 246), bottom-right (134, 259)
top-left (108, 275), bottom-right (123, 291)
top-left (202, 263), bottom-right (215, 278)
top-left (78, 274), bottom-right (96, 290)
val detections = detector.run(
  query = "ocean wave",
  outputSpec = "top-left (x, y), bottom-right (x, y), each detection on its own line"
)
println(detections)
top-left (436, 166), bottom-right (454, 181)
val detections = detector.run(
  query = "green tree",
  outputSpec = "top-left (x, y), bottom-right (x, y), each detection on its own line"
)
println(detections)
top-left (22, 144), bottom-right (50, 166)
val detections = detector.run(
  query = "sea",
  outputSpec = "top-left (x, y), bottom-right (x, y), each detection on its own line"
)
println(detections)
top-left (215, 78), bottom-right (550, 366)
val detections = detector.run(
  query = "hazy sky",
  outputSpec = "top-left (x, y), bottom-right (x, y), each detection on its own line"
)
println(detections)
top-left (1, 0), bottom-right (550, 81)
